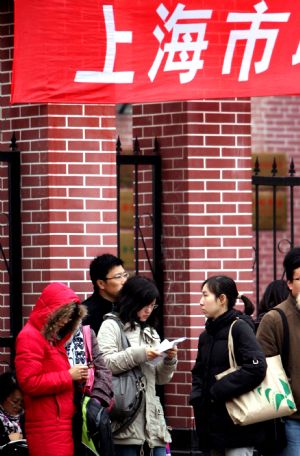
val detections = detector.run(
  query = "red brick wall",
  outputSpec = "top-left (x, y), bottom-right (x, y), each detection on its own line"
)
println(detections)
top-left (0, 1), bottom-right (118, 340)
top-left (3, 103), bottom-right (117, 318)
top-left (133, 99), bottom-right (253, 429)
top-left (252, 96), bottom-right (300, 160)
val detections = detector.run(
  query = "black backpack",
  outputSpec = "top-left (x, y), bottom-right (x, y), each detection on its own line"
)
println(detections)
top-left (82, 397), bottom-right (115, 456)
top-left (0, 440), bottom-right (28, 456)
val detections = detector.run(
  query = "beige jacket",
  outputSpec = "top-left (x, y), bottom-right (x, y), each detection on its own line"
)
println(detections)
top-left (97, 313), bottom-right (177, 447)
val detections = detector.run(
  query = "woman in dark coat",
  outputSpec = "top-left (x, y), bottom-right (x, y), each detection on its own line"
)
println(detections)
top-left (190, 275), bottom-right (267, 456)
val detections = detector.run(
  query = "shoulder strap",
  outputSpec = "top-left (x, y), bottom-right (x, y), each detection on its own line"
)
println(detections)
top-left (227, 318), bottom-right (251, 368)
top-left (82, 325), bottom-right (93, 363)
top-left (106, 315), bottom-right (131, 349)
top-left (269, 308), bottom-right (290, 375)
top-left (227, 320), bottom-right (238, 369)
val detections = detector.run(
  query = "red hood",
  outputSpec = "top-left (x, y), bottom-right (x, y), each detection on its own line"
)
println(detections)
top-left (29, 282), bottom-right (80, 331)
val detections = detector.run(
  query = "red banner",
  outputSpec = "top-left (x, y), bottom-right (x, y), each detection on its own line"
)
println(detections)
top-left (11, 0), bottom-right (300, 104)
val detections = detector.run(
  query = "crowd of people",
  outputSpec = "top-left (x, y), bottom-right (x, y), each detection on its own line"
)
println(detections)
top-left (1, 248), bottom-right (299, 455)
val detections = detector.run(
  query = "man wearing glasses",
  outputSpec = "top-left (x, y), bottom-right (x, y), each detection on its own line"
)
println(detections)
top-left (83, 253), bottom-right (129, 335)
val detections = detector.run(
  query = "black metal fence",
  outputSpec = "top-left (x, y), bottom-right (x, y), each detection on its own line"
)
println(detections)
top-left (252, 156), bottom-right (300, 307)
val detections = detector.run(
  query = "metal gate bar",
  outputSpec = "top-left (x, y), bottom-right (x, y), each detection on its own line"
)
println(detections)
top-left (0, 135), bottom-right (22, 361)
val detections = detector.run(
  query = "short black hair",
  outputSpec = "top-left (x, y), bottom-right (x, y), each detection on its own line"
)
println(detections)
top-left (89, 254), bottom-right (124, 291)
top-left (283, 247), bottom-right (300, 281)
top-left (0, 371), bottom-right (20, 404)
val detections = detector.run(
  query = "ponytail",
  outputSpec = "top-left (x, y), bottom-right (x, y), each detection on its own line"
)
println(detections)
top-left (238, 294), bottom-right (254, 316)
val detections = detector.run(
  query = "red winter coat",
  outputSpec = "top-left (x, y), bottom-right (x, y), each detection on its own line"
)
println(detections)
top-left (15, 282), bottom-right (82, 456)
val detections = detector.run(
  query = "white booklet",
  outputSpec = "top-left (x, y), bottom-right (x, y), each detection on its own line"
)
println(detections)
top-left (157, 336), bottom-right (187, 353)
top-left (148, 336), bottom-right (187, 365)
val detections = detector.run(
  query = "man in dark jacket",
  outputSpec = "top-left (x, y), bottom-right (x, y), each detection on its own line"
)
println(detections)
top-left (257, 247), bottom-right (300, 455)
top-left (83, 253), bottom-right (128, 335)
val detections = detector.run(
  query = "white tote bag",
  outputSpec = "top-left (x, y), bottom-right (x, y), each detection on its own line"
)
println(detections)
top-left (216, 320), bottom-right (297, 426)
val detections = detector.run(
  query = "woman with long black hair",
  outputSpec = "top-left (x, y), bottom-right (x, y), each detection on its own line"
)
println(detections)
top-left (98, 275), bottom-right (177, 456)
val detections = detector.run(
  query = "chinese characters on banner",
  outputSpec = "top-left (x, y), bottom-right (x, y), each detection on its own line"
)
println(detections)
top-left (11, 0), bottom-right (300, 104)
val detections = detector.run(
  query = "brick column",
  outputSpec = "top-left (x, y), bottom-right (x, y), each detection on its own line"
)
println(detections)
top-left (133, 99), bottom-right (253, 445)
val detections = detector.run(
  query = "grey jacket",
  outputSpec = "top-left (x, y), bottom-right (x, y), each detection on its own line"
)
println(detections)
top-left (97, 313), bottom-right (177, 447)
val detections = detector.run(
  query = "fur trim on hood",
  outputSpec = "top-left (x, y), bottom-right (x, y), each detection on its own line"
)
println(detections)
top-left (29, 282), bottom-right (86, 343)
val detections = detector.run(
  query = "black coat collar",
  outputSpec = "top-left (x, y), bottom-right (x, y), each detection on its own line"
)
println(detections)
top-left (205, 309), bottom-right (238, 335)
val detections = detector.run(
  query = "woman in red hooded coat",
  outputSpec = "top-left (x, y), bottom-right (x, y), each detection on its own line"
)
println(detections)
top-left (15, 282), bottom-right (88, 456)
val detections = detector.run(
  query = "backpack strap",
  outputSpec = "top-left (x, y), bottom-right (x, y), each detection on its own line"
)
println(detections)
top-left (269, 308), bottom-right (290, 376)
top-left (82, 325), bottom-right (93, 364)
top-left (105, 316), bottom-right (146, 436)
top-left (106, 315), bottom-right (143, 379)
top-left (111, 316), bottom-right (131, 350)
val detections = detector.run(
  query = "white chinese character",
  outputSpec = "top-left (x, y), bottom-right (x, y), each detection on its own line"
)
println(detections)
top-left (222, 1), bottom-right (290, 81)
top-left (148, 3), bottom-right (212, 84)
top-left (292, 42), bottom-right (300, 65)
top-left (75, 5), bottom-right (134, 84)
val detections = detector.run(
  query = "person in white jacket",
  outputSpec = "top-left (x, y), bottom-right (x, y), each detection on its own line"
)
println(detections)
top-left (97, 275), bottom-right (178, 456)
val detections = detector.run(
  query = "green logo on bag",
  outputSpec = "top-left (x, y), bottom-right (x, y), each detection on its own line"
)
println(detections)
top-left (257, 379), bottom-right (296, 411)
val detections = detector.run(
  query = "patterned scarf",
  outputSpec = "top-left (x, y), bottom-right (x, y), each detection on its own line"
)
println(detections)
top-left (66, 327), bottom-right (86, 366)
top-left (0, 406), bottom-right (22, 435)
